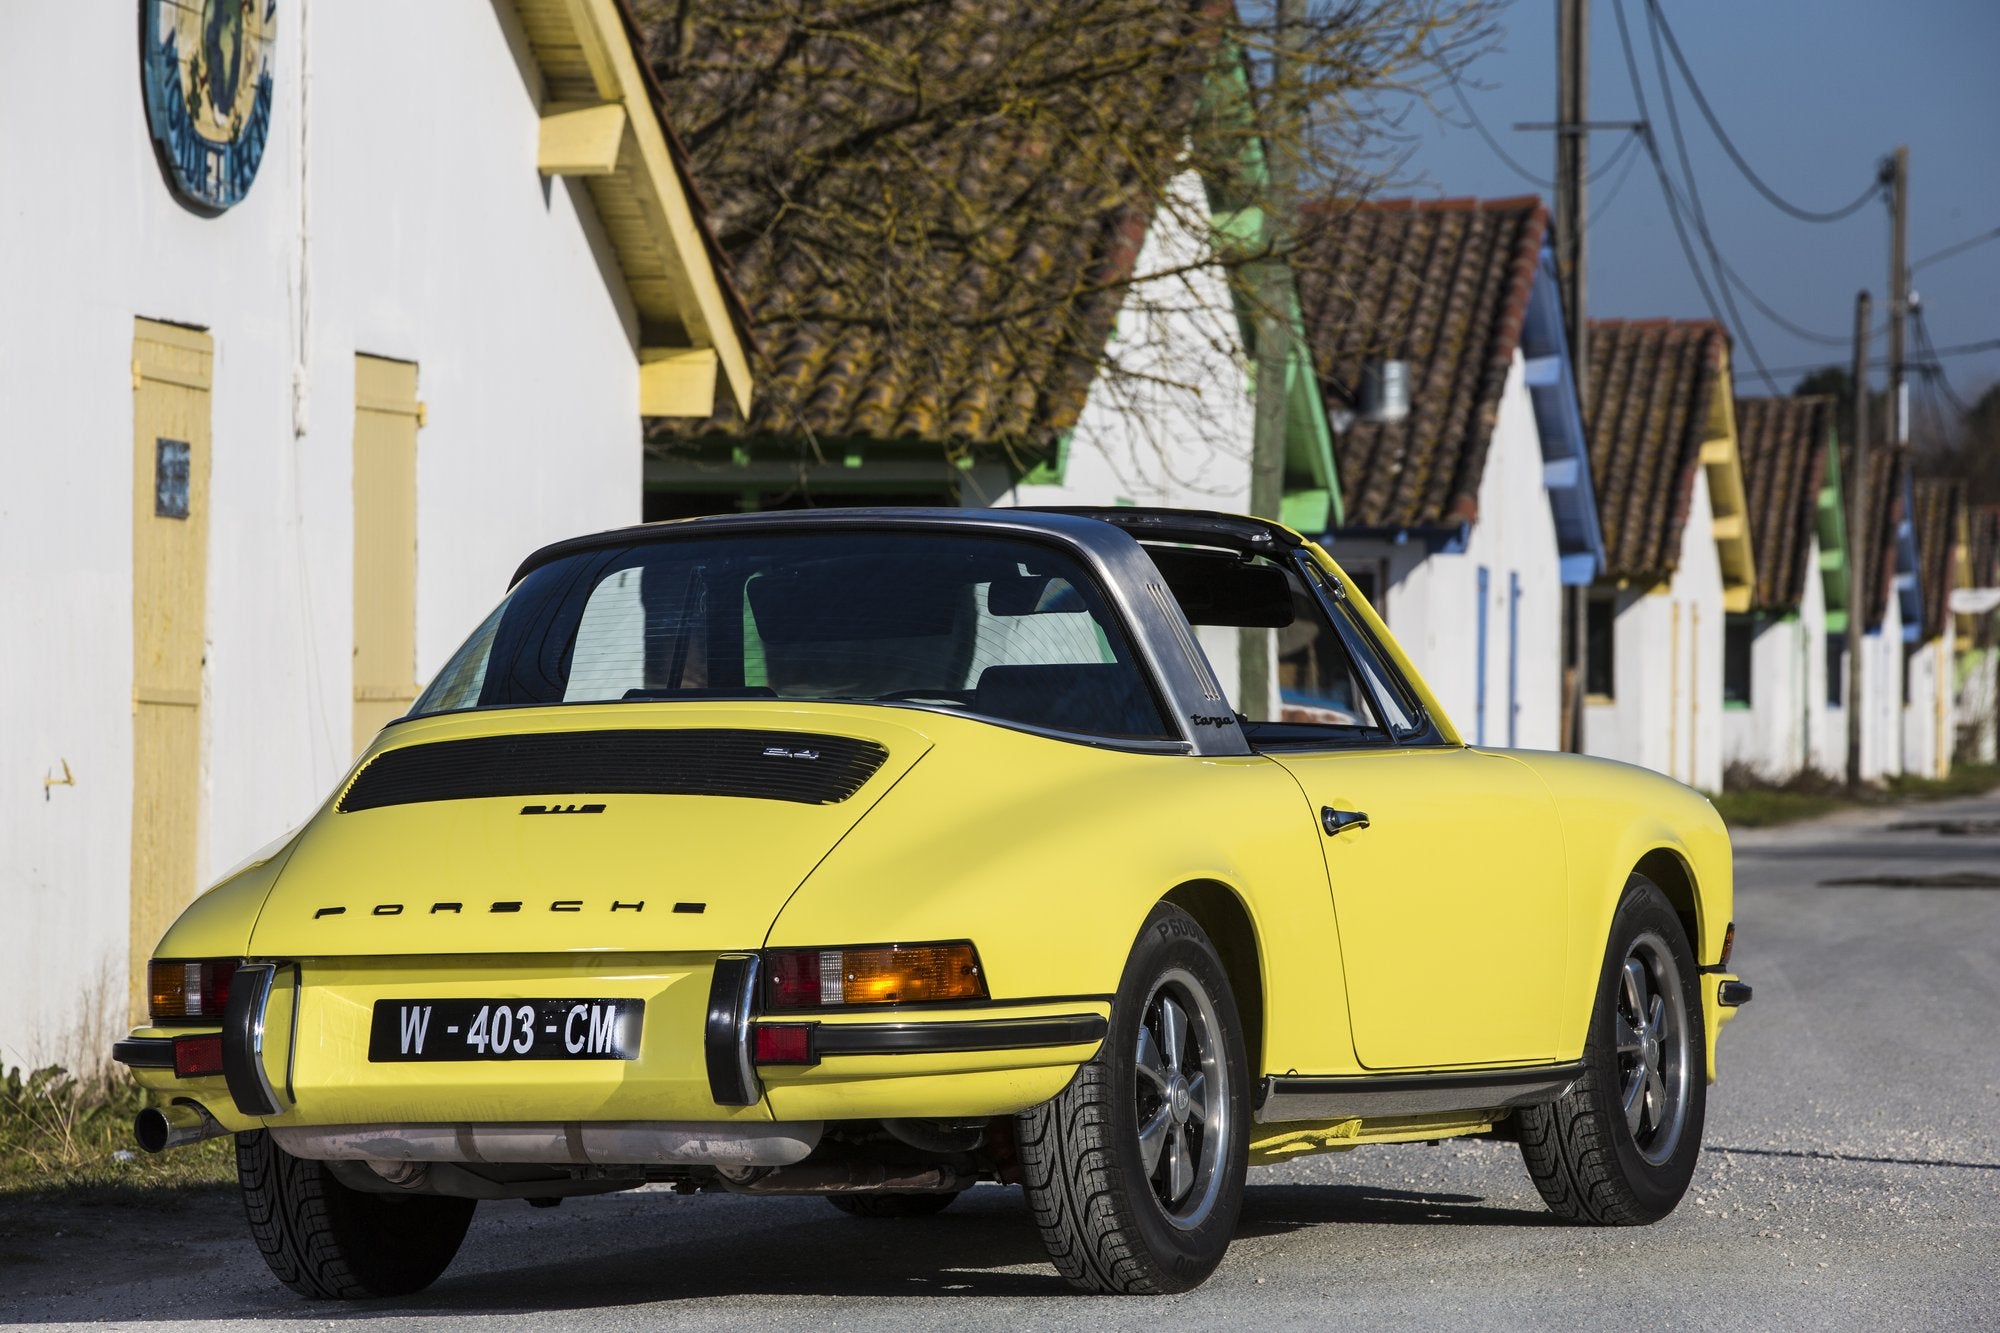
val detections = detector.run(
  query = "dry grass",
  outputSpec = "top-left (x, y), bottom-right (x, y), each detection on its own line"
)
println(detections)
top-left (1713, 763), bottom-right (2000, 829)
top-left (0, 1061), bottom-right (234, 1200)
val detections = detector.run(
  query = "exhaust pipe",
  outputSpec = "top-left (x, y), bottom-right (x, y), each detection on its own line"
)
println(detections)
top-left (719, 1160), bottom-right (973, 1195)
top-left (134, 1102), bottom-right (228, 1153)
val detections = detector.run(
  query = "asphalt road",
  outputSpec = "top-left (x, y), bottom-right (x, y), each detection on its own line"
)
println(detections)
top-left (6, 792), bottom-right (1998, 1331)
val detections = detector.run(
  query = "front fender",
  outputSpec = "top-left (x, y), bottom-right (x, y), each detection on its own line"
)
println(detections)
top-left (1507, 751), bottom-right (1734, 1071)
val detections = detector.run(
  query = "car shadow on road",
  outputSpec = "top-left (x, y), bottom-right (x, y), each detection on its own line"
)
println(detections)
top-left (4, 1177), bottom-right (1566, 1323)
top-left (1238, 1181), bottom-right (1558, 1233)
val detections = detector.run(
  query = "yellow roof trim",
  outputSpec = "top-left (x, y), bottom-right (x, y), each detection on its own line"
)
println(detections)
top-left (1700, 363), bottom-right (1756, 608)
top-left (509, 0), bottom-right (752, 418)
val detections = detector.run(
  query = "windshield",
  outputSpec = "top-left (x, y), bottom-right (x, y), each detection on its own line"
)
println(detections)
top-left (411, 530), bottom-right (1174, 742)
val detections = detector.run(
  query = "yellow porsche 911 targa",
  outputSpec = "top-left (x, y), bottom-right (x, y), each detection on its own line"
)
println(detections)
top-left (116, 507), bottom-right (1750, 1298)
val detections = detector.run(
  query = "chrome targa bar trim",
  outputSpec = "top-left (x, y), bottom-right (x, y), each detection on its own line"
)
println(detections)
top-left (706, 954), bottom-right (762, 1106)
top-left (808, 1013), bottom-right (1109, 1056)
top-left (222, 963), bottom-right (282, 1117)
top-left (112, 1037), bottom-right (175, 1069)
top-left (1256, 1062), bottom-right (1587, 1124)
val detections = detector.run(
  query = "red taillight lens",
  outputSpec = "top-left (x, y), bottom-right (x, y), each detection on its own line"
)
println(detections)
top-left (172, 1034), bottom-right (225, 1078)
top-left (763, 943), bottom-right (986, 1009)
top-left (753, 1024), bottom-right (817, 1065)
top-left (149, 960), bottom-right (240, 1024)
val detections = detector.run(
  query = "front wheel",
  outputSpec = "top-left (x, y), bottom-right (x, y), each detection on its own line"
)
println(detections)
top-left (236, 1130), bottom-right (476, 1299)
top-left (1518, 875), bottom-right (1707, 1224)
top-left (1016, 903), bottom-right (1249, 1294)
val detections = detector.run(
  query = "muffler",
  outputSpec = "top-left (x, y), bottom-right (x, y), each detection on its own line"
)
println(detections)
top-left (134, 1102), bottom-right (228, 1153)
top-left (718, 1160), bottom-right (973, 1195)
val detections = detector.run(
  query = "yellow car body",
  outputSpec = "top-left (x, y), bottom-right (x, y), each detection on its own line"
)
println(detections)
top-left (117, 506), bottom-right (1746, 1294)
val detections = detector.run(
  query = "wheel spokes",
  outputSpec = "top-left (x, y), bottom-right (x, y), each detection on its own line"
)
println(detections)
top-left (1137, 1105), bottom-right (1172, 1175)
top-left (1643, 1067), bottom-right (1667, 1134)
top-left (1621, 1066), bottom-right (1647, 1134)
top-left (1622, 957), bottom-right (1649, 1023)
top-left (1166, 1124), bottom-right (1194, 1201)
top-left (1648, 993), bottom-right (1666, 1036)
top-left (1135, 1026), bottom-right (1169, 1090)
top-left (1614, 1011), bottom-right (1645, 1055)
top-left (1159, 996), bottom-right (1188, 1074)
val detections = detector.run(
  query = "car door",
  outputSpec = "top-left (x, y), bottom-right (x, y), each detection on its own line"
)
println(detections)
top-left (1253, 557), bottom-right (1568, 1071)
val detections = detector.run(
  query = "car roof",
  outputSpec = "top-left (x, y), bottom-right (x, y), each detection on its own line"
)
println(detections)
top-left (508, 506), bottom-right (1304, 588)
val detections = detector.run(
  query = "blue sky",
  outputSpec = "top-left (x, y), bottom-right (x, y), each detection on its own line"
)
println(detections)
top-left (1393, 0), bottom-right (1999, 422)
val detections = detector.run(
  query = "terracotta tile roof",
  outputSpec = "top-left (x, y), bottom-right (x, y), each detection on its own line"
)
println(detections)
top-left (1291, 196), bottom-right (1548, 530)
top-left (637, 5), bottom-right (1177, 451)
top-left (1734, 395), bottom-right (1834, 613)
top-left (1584, 320), bottom-right (1730, 583)
top-left (1912, 476), bottom-right (1962, 642)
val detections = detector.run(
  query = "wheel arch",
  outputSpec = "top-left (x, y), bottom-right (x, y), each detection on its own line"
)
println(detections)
top-left (1633, 846), bottom-right (1703, 961)
top-left (1161, 880), bottom-right (1265, 1077)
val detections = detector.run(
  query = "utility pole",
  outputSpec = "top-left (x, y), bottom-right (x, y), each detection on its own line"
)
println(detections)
top-left (1885, 145), bottom-right (1910, 450)
top-left (1242, 0), bottom-right (1306, 717)
top-left (1846, 289), bottom-right (1872, 788)
top-left (1555, 0), bottom-right (1590, 753)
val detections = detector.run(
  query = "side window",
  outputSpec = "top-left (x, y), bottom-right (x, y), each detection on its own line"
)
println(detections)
top-left (1309, 563), bottom-right (1425, 739)
top-left (1147, 545), bottom-right (1410, 749)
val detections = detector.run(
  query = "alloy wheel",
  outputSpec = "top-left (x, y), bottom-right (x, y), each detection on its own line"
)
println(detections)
top-left (1613, 931), bottom-right (1692, 1165)
top-left (1133, 967), bottom-right (1231, 1229)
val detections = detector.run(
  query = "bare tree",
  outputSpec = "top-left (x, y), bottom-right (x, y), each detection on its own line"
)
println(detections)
top-left (637, 0), bottom-right (1495, 481)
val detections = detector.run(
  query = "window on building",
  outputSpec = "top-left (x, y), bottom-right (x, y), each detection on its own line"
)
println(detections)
top-left (1585, 593), bottom-right (1616, 699)
top-left (1723, 616), bottom-right (1755, 707)
top-left (1826, 632), bottom-right (1846, 707)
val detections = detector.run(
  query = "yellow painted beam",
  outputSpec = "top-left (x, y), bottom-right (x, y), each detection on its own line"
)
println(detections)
top-left (538, 102), bottom-right (627, 177)
top-left (1722, 585), bottom-right (1754, 614)
top-left (639, 347), bottom-right (719, 418)
top-left (1711, 513), bottom-right (1745, 542)
top-left (1698, 436), bottom-right (1734, 466)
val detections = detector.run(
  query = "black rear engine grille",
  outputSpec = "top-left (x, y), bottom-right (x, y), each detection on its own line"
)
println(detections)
top-left (338, 729), bottom-right (890, 812)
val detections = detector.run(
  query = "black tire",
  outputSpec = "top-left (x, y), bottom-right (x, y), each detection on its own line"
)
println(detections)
top-left (236, 1130), bottom-right (476, 1299)
top-left (1518, 875), bottom-right (1707, 1225)
top-left (824, 1191), bottom-right (960, 1218)
top-left (1016, 903), bottom-right (1249, 1294)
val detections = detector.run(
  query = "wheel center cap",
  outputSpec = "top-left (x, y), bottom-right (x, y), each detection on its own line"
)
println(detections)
top-left (1168, 1075), bottom-right (1191, 1122)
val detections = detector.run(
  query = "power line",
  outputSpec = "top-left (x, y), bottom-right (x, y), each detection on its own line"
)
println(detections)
top-left (1913, 307), bottom-right (1974, 418)
top-left (1617, 0), bottom-right (1779, 391)
top-left (1756, 339), bottom-right (2000, 382)
top-left (1438, 51), bottom-right (1640, 193)
top-left (1643, 0), bottom-right (1884, 224)
top-left (1912, 225), bottom-right (2000, 274)
top-left (1588, 131), bottom-right (1645, 226)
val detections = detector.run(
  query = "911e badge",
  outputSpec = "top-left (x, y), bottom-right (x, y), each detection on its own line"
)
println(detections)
top-left (142, 0), bottom-right (277, 211)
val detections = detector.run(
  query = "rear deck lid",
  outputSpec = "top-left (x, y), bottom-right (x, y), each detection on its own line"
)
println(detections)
top-left (246, 704), bottom-right (933, 956)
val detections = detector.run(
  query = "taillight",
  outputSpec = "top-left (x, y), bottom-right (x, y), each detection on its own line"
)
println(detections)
top-left (149, 960), bottom-right (240, 1024)
top-left (763, 942), bottom-right (986, 1009)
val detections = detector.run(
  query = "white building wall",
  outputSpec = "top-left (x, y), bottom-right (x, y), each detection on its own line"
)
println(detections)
top-left (1586, 468), bottom-right (1725, 791)
top-left (1325, 356), bottom-right (1564, 750)
top-left (995, 170), bottom-right (1256, 687)
top-left (1724, 536), bottom-right (1829, 781)
top-left (1, 3), bottom-right (643, 1065)
top-left (1958, 647), bottom-right (1999, 765)
top-left (1859, 601), bottom-right (1907, 781)
top-left (1903, 627), bottom-right (1955, 779)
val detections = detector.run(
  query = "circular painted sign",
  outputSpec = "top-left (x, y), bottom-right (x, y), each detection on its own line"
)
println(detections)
top-left (142, 1), bottom-right (277, 211)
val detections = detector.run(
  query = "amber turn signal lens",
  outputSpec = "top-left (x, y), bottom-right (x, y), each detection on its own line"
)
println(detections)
top-left (1719, 922), bottom-right (1736, 970)
top-left (148, 960), bottom-right (239, 1024)
top-left (764, 942), bottom-right (987, 1009)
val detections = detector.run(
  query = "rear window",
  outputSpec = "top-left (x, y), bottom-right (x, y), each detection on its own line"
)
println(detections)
top-left (412, 531), bottom-right (1174, 742)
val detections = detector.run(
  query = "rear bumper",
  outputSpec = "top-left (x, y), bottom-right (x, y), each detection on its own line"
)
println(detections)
top-left (117, 953), bottom-right (1107, 1135)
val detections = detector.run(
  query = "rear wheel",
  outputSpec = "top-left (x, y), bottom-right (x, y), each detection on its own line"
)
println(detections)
top-left (1016, 903), bottom-right (1248, 1294)
top-left (236, 1130), bottom-right (476, 1299)
top-left (1518, 875), bottom-right (1706, 1224)
top-left (824, 1191), bottom-right (960, 1218)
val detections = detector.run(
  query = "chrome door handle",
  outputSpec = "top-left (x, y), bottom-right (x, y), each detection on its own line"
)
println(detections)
top-left (1321, 807), bottom-right (1370, 836)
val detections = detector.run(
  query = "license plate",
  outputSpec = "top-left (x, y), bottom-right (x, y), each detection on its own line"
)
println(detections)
top-left (367, 999), bottom-right (643, 1062)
